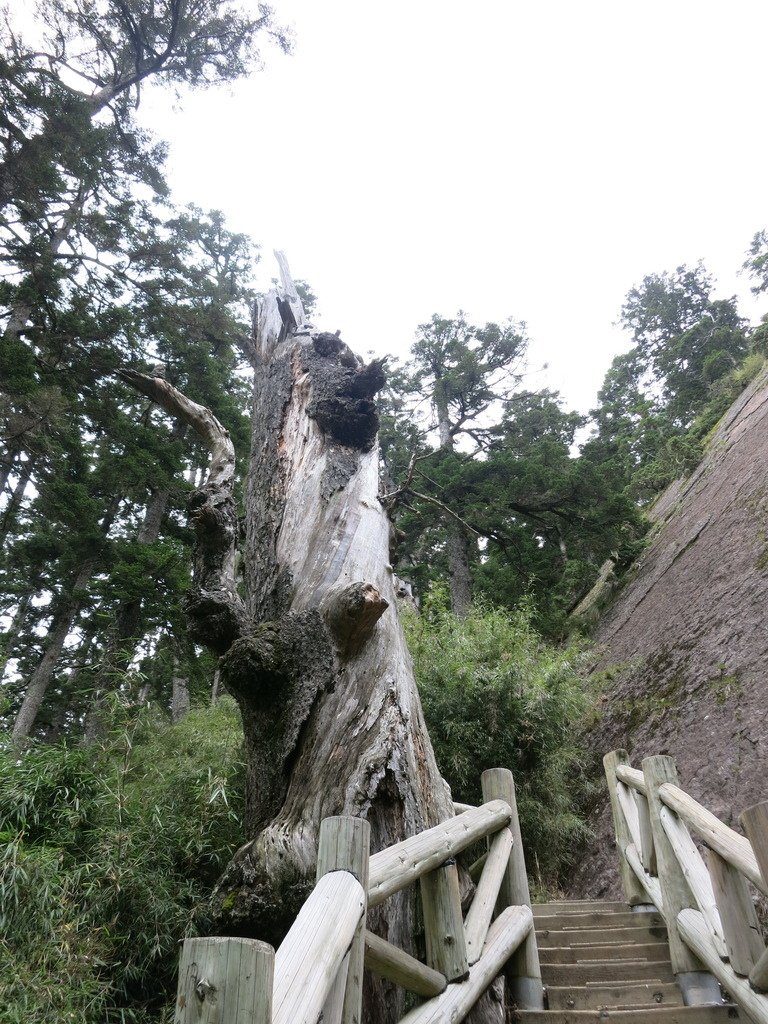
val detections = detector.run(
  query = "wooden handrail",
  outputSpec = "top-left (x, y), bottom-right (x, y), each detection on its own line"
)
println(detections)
top-left (615, 763), bottom-right (647, 794)
top-left (397, 906), bottom-right (533, 1024)
top-left (678, 910), bottom-right (768, 1024)
top-left (367, 798), bottom-right (512, 908)
top-left (659, 783), bottom-right (767, 894)
top-left (464, 827), bottom-right (513, 964)
top-left (273, 871), bottom-right (365, 1024)
top-left (604, 749), bottom-right (768, 1022)
top-left (658, 805), bottom-right (727, 958)
top-left (174, 776), bottom-right (539, 1023)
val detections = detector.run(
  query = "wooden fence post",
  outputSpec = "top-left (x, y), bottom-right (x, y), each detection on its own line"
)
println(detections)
top-left (420, 859), bottom-right (469, 982)
top-left (481, 767), bottom-right (544, 1010)
top-left (705, 847), bottom-right (764, 975)
top-left (642, 755), bottom-right (721, 1005)
top-left (316, 815), bottom-right (371, 1024)
top-left (740, 800), bottom-right (768, 992)
top-left (174, 936), bottom-right (274, 1024)
top-left (603, 750), bottom-right (647, 905)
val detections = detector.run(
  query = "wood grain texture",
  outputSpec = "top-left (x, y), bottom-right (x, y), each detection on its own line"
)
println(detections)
top-left (481, 768), bottom-right (543, 1008)
top-left (636, 791), bottom-right (657, 874)
top-left (272, 871), bottom-right (364, 1024)
top-left (750, 946), bottom-right (768, 993)
top-left (604, 752), bottom-right (648, 905)
top-left (642, 756), bottom-right (702, 974)
top-left (397, 907), bottom-right (533, 1024)
top-left (174, 936), bottom-right (274, 1024)
top-left (420, 861), bottom-right (469, 981)
top-left (658, 806), bottom-right (726, 959)
top-left (363, 931), bottom-right (447, 996)
top-left (316, 817), bottom-right (371, 1024)
top-left (706, 846), bottom-right (764, 976)
top-left (464, 828), bottom-right (513, 965)
top-left (660, 784), bottom-right (766, 894)
top-left (617, 781), bottom-right (642, 851)
top-left (367, 799), bottom-right (511, 908)
top-left (626, 842), bottom-right (663, 909)
top-left (615, 764), bottom-right (648, 796)
top-left (741, 801), bottom-right (768, 892)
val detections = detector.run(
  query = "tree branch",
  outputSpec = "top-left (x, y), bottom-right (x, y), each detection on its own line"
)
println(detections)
top-left (117, 368), bottom-right (246, 653)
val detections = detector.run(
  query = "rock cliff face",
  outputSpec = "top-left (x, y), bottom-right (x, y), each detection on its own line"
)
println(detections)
top-left (571, 366), bottom-right (768, 898)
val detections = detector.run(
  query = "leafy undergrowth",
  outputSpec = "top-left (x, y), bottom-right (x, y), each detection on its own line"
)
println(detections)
top-left (405, 593), bottom-right (596, 884)
top-left (0, 698), bottom-right (245, 1023)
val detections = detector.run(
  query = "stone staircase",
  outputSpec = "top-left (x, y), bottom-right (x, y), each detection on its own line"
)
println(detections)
top-left (513, 900), bottom-right (740, 1024)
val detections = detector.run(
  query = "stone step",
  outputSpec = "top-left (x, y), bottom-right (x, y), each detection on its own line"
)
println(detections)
top-left (534, 902), bottom-right (630, 916)
top-left (540, 942), bottom-right (670, 964)
top-left (515, 1007), bottom-right (738, 1024)
top-left (546, 983), bottom-right (684, 1010)
top-left (542, 960), bottom-right (676, 986)
top-left (535, 912), bottom-right (665, 930)
top-left (537, 926), bottom-right (668, 949)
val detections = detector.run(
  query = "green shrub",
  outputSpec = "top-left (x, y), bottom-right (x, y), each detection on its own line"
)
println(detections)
top-left (405, 593), bottom-right (595, 883)
top-left (0, 698), bottom-right (245, 1022)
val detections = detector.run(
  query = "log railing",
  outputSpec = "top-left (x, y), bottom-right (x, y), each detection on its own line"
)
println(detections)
top-left (605, 749), bottom-right (768, 1023)
top-left (174, 767), bottom-right (542, 1023)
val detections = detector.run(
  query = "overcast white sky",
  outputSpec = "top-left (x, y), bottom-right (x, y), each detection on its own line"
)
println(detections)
top-left (140, 0), bottom-right (768, 412)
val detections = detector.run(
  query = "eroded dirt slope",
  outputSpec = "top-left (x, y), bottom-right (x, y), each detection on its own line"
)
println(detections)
top-left (571, 366), bottom-right (768, 898)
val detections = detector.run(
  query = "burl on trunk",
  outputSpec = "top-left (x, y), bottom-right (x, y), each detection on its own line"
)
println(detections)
top-left (121, 255), bottom-right (453, 1017)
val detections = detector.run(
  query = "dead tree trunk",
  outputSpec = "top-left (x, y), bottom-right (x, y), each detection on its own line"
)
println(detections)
top-left (121, 254), bottom-right (456, 1023)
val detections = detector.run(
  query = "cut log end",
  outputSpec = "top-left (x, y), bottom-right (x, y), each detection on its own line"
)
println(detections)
top-left (325, 582), bottom-right (389, 656)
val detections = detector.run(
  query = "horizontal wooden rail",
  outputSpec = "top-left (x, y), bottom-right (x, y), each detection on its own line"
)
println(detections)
top-left (659, 783), bottom-right (767, 895)
top-left (364, 931), bottom-right (447, 997)
top-left (615, 763), bottom-right (647, 795)
top-left (273, 871), bottom-right (365, 1024)
top-left (397, 906), bottom-right (533, 1024)
top-left (367, 799), bottom-right (512, 908)
top-left (678, 909), bottom-right (768, 1024)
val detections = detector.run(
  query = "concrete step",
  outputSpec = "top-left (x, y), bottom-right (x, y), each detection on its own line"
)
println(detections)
top-left (542, 961), bottom-right (676, 986)
top-left (534, 902), bottom-right (630, 916)
top-left (537, 926), bottom-right (668, 948)
top-left (515, 1007), bottom-right (738, 1024)
top-left (535, 912), bottom-right (665, 930)
top-left (540, 942), bottom-right (670, 964)
top-left (546, 983), bottom-right (684, 1010)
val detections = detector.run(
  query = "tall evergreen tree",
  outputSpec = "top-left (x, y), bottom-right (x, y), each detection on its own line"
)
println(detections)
top-left (385, 312), bottom-right (527, 615)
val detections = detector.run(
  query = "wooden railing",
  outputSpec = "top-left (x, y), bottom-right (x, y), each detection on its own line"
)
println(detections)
top-left (604, 750), bottom-right (768, 1023)
top-left (174, 767), bottom-right (543, 1024)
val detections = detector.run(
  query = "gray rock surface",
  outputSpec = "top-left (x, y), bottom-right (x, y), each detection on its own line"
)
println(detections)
top-left (570, 366), bottom-right (768, 899)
